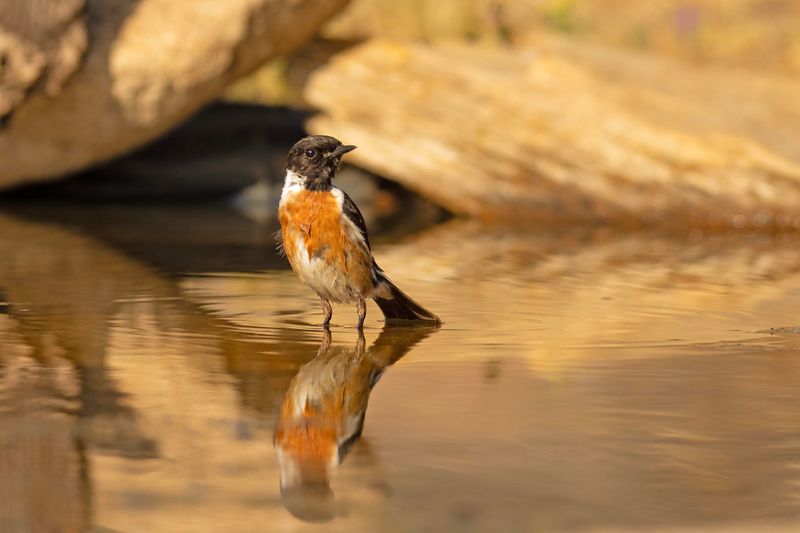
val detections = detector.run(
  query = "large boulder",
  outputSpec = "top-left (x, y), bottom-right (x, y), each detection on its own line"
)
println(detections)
top-left (0, 0), bottom-right (348, 189)
top-left (305, 38), bottom-right (800, 229)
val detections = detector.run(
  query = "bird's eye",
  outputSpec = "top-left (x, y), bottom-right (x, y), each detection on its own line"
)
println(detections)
top-left (305, 149), bottom-right (316, 158)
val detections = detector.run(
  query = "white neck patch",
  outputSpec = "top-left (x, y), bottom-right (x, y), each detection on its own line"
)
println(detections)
top-left (280, 170), bottom-right (306, 205)
top-left (283, 169), bottom-right (305, 188)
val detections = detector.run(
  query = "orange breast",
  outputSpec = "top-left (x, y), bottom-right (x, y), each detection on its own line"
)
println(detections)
top-left (280, 189), bottom-right (345, 262)
top-left (279, 189), bottom-right (373, 297)
top-left (274, 394), bottom-right (341, 465)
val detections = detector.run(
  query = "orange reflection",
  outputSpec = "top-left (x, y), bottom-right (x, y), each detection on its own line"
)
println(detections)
top-left (274, 326), bottom-right (436, 521)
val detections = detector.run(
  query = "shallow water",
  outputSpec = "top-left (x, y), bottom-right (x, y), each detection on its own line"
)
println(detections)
top-left (2, 204), bottom-right (800, 532)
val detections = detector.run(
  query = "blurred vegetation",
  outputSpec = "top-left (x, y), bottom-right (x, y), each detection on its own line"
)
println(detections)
top-left (228, 0), bottom-right (800, 106)
top-left (323, 0), bottom-right (800, 71)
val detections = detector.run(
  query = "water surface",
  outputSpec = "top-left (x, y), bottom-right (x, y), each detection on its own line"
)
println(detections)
top-left (1, 205), bottom-right (800, 532)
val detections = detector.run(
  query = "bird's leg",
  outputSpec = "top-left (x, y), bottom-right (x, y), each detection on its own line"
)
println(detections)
top-left (355, 328), bottom-right (366, 356)
top-left (356, 297), bottom-right (367, 330)
top-left (320, 296), bottom-right (333, 328)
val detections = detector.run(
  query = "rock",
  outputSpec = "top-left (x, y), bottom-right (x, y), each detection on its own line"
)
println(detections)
top-left (11, 104), bottom-right (309, 199)
top-left (305, 38), bottom-right (800, 229)
top-left (0, 0), bottom-right (348, 189)
top-left (0, 0), bottom-right (87, 118)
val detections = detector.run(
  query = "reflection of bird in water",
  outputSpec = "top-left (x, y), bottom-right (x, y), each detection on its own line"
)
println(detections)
top-left (274, 326), bottom-right (436, 522)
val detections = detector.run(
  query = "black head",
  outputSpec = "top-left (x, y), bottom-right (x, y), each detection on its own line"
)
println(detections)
top-left (286, 135), bottom-right (356, 190)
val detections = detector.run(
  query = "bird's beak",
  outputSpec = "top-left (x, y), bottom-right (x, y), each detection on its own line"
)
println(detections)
top-left (329, 145), bottom-right (356, 159)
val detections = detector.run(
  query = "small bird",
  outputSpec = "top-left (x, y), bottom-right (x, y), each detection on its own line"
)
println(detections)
top-left (277, 135), bottom-right (440, 329)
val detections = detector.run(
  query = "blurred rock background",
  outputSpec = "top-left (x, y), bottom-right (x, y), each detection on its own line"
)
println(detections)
top-left (4, 5), bottom-right (800, 530)
top-left (229, 0), bottom-right (800, 106)
top-left (3, 0), bottom-right (800, 230)
top-left (0, 0), bottom-right (347, 188)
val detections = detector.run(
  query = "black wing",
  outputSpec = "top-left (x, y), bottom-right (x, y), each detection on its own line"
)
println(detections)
top-left (341, 190), bottom-right (371, 251)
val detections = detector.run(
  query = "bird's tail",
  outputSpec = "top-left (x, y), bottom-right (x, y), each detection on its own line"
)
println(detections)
top-left (373, 275), bottom-right (440, 324)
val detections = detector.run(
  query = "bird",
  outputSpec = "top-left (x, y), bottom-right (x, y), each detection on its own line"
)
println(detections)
top-left (277, 135), bottom-right (440, 329)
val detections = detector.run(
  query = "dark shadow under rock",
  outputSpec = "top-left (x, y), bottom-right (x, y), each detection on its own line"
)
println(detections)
top-left (5, 103), bottom-right (309, 200)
